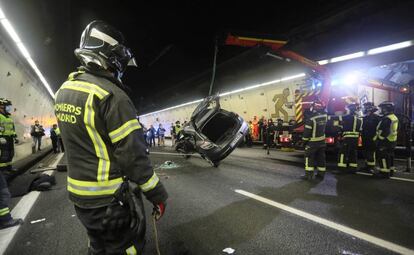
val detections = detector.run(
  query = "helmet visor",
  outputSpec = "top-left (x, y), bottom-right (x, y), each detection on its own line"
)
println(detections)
top-left (128, 57), bottom-right (138, 67)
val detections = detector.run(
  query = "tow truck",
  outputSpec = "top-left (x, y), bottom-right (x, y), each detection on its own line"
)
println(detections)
top-left (225, 33), bottom-right (412, 153)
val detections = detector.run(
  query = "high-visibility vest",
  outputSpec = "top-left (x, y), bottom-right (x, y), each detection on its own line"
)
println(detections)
top-left (386, 114), bottom-right (399, 142)
top-left (55, 128), bottom-right (61, 136)
top-left (0, 113), bottom-right (16, 137)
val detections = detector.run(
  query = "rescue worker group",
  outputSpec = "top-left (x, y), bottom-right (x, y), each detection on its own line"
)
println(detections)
top-left (301, 99), bottom-right (398, 181)
top-left (0, 20), bottom-right (401, 254)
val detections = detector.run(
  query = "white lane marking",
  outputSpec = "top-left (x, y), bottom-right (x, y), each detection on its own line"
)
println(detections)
top-left (390, 176), bottom-right (414, 183)
top-left (235, 189), bottom-right (414, 255)
top-left (355, 172), bottom-right (372, 176)
top-left (0, 153), bottom-right (64, 254)
top-left (355, 172), bottom-right (414, 183)
top-left (30, 218), bottom-right (46, 224)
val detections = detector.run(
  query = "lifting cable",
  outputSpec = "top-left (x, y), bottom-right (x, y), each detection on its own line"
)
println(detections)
top-left (152, 214), bottom-right (161, 255)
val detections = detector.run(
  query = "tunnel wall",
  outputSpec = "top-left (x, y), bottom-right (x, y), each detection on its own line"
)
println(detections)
top-left (139, 77), bottom-right (305, 136)
top-left (0, 39), bottom-right (55, 161)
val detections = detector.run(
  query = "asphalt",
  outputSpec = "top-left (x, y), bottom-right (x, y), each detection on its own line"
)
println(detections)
top-left (4, 146), bottom-right (414, 255)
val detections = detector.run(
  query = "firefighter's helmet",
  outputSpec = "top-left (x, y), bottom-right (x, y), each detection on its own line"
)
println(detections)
top-left (74, 20), bottom-right (137, 81)
top-left (346, 103), bottom-right (360, 114)
top-left (378, 101), bottom-right (395, 115)
top-left (362, 102), bottom-right (378, 114)
top-left (310, 100), bottom-right (326, 113)
top-left (0, 98), bottom-right (12, 106)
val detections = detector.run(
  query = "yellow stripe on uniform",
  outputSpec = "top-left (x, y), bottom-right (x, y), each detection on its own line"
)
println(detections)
top-left (67, 177), bottom-right (123, 196)
top-left (0, 207), bottom-right (10, 216)
top-left (84, 93), bottom-right (111, 182)
top-left (338, 154), bottom-right (347, 167)
top-left (305, 157), bottom-right (314, 171)
top-left (60, 80), bottom-right (109, 99)
top-left (109, 119), bottom-right (142, 143)
top-left (126, 245), bottom-right (137, 255)
top-left (0, 162), bottom-right (11, 167)
top-left (140, 173), bottom-right (160, 192)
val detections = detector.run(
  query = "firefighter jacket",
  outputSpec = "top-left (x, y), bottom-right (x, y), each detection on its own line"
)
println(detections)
top-left (303, 112), bottom-right (327, 143)
top-left (55, 68), bottom-right (168, 208)
top-left (376, 113), bottom-right (399, 143)
top-left (362, 114), bottom-right (380, 141)
top-left (0, 113), bottom-right (16, 138)
top-left (330, 114), bottom-right (362, 138)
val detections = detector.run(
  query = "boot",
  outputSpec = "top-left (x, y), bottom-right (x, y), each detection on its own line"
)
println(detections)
top-left (315, 171), bottom-right (325, 180)
top-left (0, 218), bottom-right (23, 230)
top-left (300, 171), bottom-right (313, 180)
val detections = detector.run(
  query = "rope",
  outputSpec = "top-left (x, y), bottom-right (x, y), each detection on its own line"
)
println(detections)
top-left (152, 215), bottom-right (161, 255)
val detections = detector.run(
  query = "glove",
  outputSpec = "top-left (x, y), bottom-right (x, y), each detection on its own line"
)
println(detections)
top-left (0, 138), bottom-right (6, 145)
top-left (14, 138), bottom-right (19, 144)
top-left (153, 201), bottom-right (166, 221)
top-left (102, 202), bottom-right (131, 231)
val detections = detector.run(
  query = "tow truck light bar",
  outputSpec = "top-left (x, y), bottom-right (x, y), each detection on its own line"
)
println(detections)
top-left (0, 6), bottom-right (55, 98)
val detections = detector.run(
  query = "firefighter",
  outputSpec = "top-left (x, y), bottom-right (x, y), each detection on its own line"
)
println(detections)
top-left (0, 98), bottom-right (23, 229)
top-left (174, 121), bottom-right (182, 137)
top-left (301, 100), bottom-right (328, 180)
top-left (375, 101), bottom-right (399, 178)
top-left (361, 102), bottom-right (380, 172)
top-left (333, 103), bottom-right (362, 173)
top-left (55, 21), bottom-right (168, 254)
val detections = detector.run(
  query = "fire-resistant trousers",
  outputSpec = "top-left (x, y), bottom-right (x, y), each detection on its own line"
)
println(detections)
top-left (304, 141), bottom-right (326, 172)
top-left (75, 205), bottom-right (146, 255)
top-left (377, 141), bottom-right (396, 173)
top-left (338, 137), bottom-right (358, 170)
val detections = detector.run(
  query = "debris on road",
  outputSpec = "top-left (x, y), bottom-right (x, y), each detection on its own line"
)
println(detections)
top-left (30, 218), bottom-right (46, 224)
top-left (341, 250), bottom-right (362, 255)
top-left (157, 161), bottom-right (180, 170)
top-left (223, 247), bottom-right (235, 254)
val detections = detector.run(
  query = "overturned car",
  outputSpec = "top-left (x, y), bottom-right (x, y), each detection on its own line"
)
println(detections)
top-left (175, 95), bottom-right (248, 167)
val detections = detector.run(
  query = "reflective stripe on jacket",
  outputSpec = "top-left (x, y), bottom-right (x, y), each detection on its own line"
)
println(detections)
top-left (303, 113), bottom-right (327, 142)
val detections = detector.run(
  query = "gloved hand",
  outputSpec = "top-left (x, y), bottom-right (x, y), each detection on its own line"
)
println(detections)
top-left (153, 201), bottom-right (166, 221)
top-left (102, 202), bottom-right (131, 230)
top-left (0, 138), bottom-right (6, 145)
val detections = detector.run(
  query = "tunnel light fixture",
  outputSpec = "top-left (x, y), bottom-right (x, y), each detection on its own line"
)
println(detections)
top-left (367, 40), bottom-right (413, 55)
top-left (140, 72), bottom-right (306, 117)
top-left (330, 51), bottom-right (365, 63)
top-left (0, 7), bottom-right (5, 19)
top-left (0, 19), bottom-right (21, 42)
top-left (0, 6), bottom-right (54, 98)
top-left (318, 39), bottom-right (414, 65)
top-left (16, 42), bottom-right (30, 58)
top-left (318, 59), bottom-right (329, 65)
